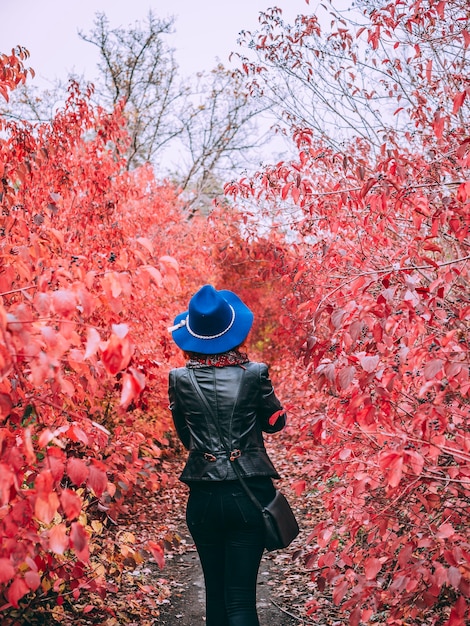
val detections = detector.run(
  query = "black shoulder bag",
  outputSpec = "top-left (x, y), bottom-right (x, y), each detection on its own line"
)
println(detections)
top-left (188, 369), bottom-right (299, 552)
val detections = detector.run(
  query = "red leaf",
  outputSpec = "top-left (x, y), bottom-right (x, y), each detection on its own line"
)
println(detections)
top-left (33, 292), bottom-right (51, 316)
top-left (360, 177), bottom-right (377, 197)
top-left (423, 359), bottom-right (443, 380)
top-left (445, 361), bottom-right (462, 378)
top-left (136, 236), bottom-right (154, 255)
top-left (316, 362), bottom-right (336, 382)
top-left (7, 577), bottom-right (29, 608)
top-left (360, 355), bottom-right (379, 373)
top-left (426, 58), bottom-right (432, 82)
top-left (48, 523), bottom-right (69, 555)
top-left (436, 522), bottom-right (455, 539)
top-left (142, 265), bottom-right (163, 287)
top-left (433, 562), bottom-right (447, 588)
top-left (349, 607), bottom-right (361, 626)
top-left (84, 327), bottom-right (101, 359)
top-left (364, 557), bottom-right (382, 580)
top-left (281, 182), bottom-right (292, 200)
top-left (38, 428), bottom-right (56, 448)
top-left (447, 596), bottom-right (467, 625)
top-left (159, 255), bottom-right (179, 274)
top-left (331, 308), bottom-right (346, 329)
top-left (70, 522), bottom-right (89, 563)
top-left (35, 469), bottom-right (54, 497)
top-left (432, 111), bottom-right (445, 139)
top-left (268, 409), bottom-right (285, 426)
top-left (67, 457), bottom-right (89, 486)
top-left (0, 464), bottom-right (16, 505)
top-left (87, 462), bottom-right (107, 497)
top-left (453, 91), bottom-right (466, 115)
top-left (60, 488), bottom-right (82, 520)
top-left (405, 450), bottom-right (425, 475)
top-left (332, 578), bottom-right (349, 605)
top-left (447, 566), bottom-right (461, 590)
top-left (101, 332), bottom-right (133, 375)
top-left (101, 271), bottom-right (124, 300)
top-left (148, 540), bottom-right (165, 570)
top-left (379, 451), bottom-right (403, 487)
top-left (456, 182), bottom-right (470, 202)
top-left (24, 571), bottom-right (41, 591)
top-left (52, 289), bottom-right (77, 317)
top-left (120, 367), bottom-right (146, 409)
top-left (34, 492), bottom-right (60, 524)
top-left (67, 424), bottom-right (89, 446)
top-left (47, 448), bottom-right (66, 481)
top-left (338, 365), bottom-right (356, 389)
top-left (0, 558), bottom-right (15, 584)
top-left (292, 480), bottom-right (306, 496)
top-left (0, 392), bottom-right (13, 420)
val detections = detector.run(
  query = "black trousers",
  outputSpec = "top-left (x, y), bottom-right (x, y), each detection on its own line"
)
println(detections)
top-left (186, 478), bottom-right (275, 626)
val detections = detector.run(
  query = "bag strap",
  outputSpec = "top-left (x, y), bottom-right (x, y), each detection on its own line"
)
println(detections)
top-left (187, 368), bottom-right (264, 513)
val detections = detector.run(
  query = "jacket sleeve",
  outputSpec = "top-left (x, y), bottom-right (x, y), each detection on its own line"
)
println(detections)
top-left (168, 369), bottom-right (191, 449)
top-left (257, 363), bottom-right (286, 434)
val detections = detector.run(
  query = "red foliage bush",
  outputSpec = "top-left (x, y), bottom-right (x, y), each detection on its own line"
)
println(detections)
top-left (0, 51), bottom-right (222, 614)
top-left (226, 1), bottom-right (470, 623)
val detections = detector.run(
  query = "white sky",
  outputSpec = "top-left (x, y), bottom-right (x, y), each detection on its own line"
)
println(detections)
top-left (0, 0), bottom-right (337, 85)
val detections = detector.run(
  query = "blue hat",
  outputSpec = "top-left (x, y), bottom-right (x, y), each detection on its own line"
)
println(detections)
top-left (169, 285), bottom-right (253, 354)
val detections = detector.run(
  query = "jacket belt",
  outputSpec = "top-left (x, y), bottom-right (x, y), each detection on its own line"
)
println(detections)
top-left (202, 449), bottom-right (242, 462)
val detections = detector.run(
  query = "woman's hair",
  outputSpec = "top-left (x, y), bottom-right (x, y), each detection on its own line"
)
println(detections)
top-left (185, 346), bottom-right (243, 359)
top-left (186, 341), bottom-right (247, 356)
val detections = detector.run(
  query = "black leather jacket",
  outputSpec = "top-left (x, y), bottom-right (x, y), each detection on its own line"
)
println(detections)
top-left (168, 362), bottom-right (286, 483)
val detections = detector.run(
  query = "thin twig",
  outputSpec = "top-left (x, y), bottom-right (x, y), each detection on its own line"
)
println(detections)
top-left (0, 284), bottom-right (36, 297)
top-left (270, 599), bottom-right (310, 623)
top-left (315, 254), bottom-right (470, 313)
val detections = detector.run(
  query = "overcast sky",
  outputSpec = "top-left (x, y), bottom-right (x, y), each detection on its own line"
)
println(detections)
top-left (1, 0), bottom-right (354, 172)
top-left (0, 0), bottom-right (338, 86)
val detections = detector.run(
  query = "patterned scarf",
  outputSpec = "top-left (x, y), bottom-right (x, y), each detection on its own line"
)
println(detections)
top-left (186, 349), bottom-right (249, 368)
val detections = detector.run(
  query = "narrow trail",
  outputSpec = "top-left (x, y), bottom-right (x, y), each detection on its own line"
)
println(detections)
top-left (152, 434), bottom-right (321, 625)
top-left (156, 529), bottom-right (302, 625)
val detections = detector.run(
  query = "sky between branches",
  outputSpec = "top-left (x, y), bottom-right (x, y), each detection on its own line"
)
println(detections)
top-left (1, 0), bottom-right (353, 85)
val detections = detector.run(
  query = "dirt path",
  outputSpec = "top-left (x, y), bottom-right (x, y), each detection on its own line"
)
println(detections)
top-left (149, 377), bottom-right (312, 625)
top-left (135, 400), bottom-right (332, 626)
top-left (157, 531), bottom-right (303, 625)
top-left (153, 451), bottom-right (314, 625)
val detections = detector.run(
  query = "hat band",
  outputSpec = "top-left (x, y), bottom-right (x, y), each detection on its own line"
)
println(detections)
top-left (186, 304), bottom-right (236, 340)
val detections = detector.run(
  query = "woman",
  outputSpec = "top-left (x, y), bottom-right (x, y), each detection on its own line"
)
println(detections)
top-left (168, 284), bottom-right (286, 626)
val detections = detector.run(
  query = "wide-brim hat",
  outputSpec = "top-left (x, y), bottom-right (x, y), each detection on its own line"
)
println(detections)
top-left (169, 284), bottom-right (254, 354)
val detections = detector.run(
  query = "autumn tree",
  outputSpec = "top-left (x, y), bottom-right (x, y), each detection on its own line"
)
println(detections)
top-left (172, 64), bottom-right (268, 214)
top-left (0, 51), bottom-right (228, 619)
top-left (78, 12), bottom-right (183, 169)
top-left (226, 0), bottom-right (470, 624)
top-left (2, 11), bottom-right (270, 213)
top-left (236, 0), bottom-right (470, 155)
top-left (80, 11), bottom-right (268, 209)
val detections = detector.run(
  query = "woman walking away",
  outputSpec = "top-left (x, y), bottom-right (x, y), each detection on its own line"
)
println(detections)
top-left (168, 284), bottom-right (286, 626)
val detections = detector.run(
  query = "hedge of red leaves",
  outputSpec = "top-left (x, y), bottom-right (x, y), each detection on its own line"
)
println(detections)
top-left (0, 49), bottom-right (221, 615)
top-left (224, 1), bottom-right (470, 624)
